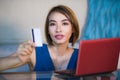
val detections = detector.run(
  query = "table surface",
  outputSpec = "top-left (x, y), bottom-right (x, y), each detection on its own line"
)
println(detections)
top-left (0, 70), bottom-right (120, 80)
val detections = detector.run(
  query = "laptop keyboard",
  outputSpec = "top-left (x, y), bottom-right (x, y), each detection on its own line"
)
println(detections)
top-left (55, 70), bottom-right (75, 75)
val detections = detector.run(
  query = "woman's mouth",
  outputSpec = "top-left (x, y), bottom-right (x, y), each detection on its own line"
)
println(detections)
top-left (55, 35), bottom-right (64, 40)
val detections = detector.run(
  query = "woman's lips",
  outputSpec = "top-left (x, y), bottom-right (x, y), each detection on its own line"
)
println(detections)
top-left (55, 35), bottom-right (64, 40)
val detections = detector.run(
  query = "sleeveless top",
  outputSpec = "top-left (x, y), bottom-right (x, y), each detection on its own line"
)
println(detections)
top-left (33, 44), bottom-right (78, 71)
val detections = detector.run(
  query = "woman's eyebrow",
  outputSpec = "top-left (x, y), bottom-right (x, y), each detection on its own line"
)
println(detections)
top-left (62, 19), bottom-right (69, 22)
top-left (49, 20), bottom-right (56, 22)
top-left (49, 19), bottom-right (69, 22)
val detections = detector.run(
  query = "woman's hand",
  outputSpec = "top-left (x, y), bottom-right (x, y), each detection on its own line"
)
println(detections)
top-left (16, 40), bottom-right (35, 63)
top-left (0, 41), bottom-right (35, 71)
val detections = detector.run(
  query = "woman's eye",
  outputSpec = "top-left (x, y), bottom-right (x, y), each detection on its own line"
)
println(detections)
top-left (49, 23), bottom-right (55, 26)
top-left (62, 22), bottom-right (69, 26)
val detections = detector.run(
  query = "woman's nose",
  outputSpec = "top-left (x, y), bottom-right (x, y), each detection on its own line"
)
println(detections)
top-left (56, 24), bottom-right (62, 32)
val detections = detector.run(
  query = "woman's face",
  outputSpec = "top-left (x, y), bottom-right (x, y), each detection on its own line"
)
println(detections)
top-left (48, 12), bottom-right (73, 45)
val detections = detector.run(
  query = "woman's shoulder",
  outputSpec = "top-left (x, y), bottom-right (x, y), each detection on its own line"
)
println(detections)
top-left (73, 46), bottom-right (79, 51)
top-left (35, 43), bottom-right (48, 48)
top-left (73, 48), bottom-right (79, 54)
top-left (43, 43), bottom-right (47, 46)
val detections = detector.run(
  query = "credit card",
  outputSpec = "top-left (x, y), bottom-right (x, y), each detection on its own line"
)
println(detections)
top-left (32, 28), bottom-right (42, 47)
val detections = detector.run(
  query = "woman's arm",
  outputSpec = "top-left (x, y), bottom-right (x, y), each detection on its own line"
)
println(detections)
top-left (0, 41), bottom-right (35, 71)
top-left (0, 55), bottom-right (25, 71)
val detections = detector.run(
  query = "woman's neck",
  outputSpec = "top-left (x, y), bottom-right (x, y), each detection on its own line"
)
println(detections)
top-left (49, 42), bottom-right (71, 56)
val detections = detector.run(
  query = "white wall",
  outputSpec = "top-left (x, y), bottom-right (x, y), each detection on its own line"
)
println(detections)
top-left (0, 0), bottom-right (87, 44)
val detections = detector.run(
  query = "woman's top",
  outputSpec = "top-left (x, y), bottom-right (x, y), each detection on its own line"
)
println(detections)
top-left (33, 44), bottom-right (78, 71)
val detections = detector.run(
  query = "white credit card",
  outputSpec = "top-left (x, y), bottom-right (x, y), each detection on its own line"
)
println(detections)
top-left (32, 28), bottom-right (42, 47)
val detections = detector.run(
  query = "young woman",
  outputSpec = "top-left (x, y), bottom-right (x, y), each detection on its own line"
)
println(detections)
top-left (0, 5), bottom-right (80, 71)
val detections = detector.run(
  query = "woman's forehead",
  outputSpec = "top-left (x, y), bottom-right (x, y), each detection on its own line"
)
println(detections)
top-left (48, 12), bottom-right (68, 22)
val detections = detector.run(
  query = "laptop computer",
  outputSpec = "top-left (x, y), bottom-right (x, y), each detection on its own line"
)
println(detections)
top-left (55, 38), bottom-right (120, 76)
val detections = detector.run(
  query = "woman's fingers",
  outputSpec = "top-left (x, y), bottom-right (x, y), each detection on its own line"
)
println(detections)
top-left (16, 40), bottom-right (35, 62)
top-left (17, 41), bottom-right (35, 52)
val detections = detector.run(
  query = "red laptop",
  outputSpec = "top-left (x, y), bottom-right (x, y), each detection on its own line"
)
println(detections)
top-left (55, 38), bottom-right (120, 76)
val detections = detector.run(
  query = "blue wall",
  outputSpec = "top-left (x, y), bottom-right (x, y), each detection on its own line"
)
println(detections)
top-left (80, 0), bottom-right (120, 40)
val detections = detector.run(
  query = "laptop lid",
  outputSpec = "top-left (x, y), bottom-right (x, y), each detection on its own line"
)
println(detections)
top-left (75, 38), bottom-right (120, 76)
